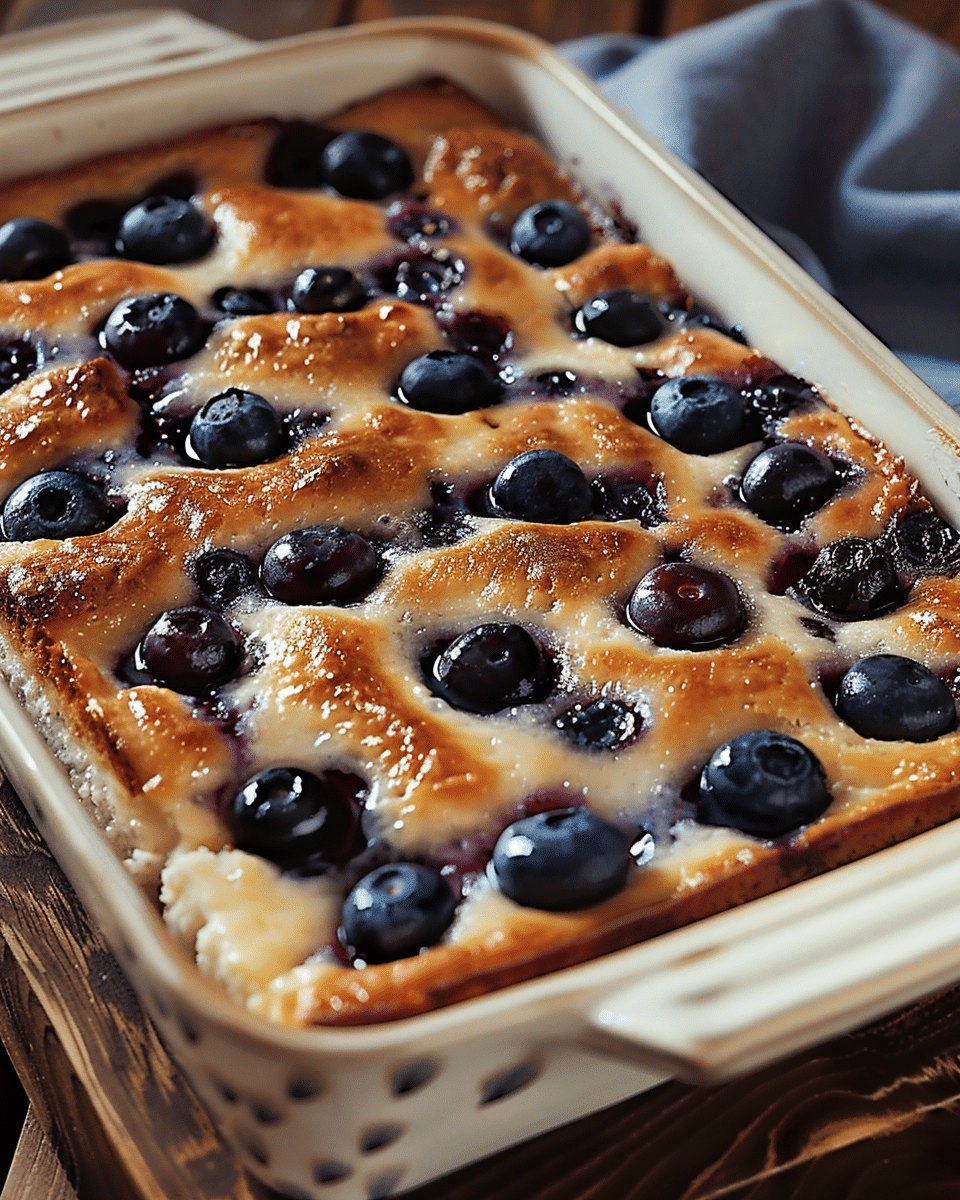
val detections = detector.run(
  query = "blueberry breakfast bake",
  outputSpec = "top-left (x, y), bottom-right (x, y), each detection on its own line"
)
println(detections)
top-left (0, 77), bottom-right (958, 1028)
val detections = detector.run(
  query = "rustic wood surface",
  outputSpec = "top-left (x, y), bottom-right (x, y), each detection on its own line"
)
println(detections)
top-left (2, 769), bottom-right (960, 1200)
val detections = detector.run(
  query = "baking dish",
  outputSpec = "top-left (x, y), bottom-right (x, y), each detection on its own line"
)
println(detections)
top-left (3, 12), bottom-right (960, 1199)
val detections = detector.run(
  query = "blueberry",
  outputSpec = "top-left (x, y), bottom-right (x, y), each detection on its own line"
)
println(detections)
top-left (491, 807), bottom-right (631, 911)
top-left (574, 289), bottom-right (664, 347)
top-left (672, 308), bottom-right (749, 344)
top-left (535, 370), bottom-right (578, 397)
top-left (0, 337), bottom-right (40, 393)
top-left (0, 217), bottom-right (70, 280)
top-left (509, 200), bottom-right (590, 268)
top-left (261, 524), bottom-right (381, 605)
top-left (135, 606), bottom-right (243, 694)
top-left (835, 655), bottom-right (956, 742)
top-left (798, 537), bottom-right (906, 619)
top-left (212, 286), bottom-right (274, 317)
top-left (379, 250), bottom-right (465, 305)
top-left (64, 198), bottom-right (128, 255)
top-left (386, 199), bottom-right (453, 242)
top-left (340, 863), bottom-right (456, 963)
top-left (487, 449), bottom-right (592, 524)
top-left (321, 131), bottom-right (414, 200)
top-left (289, 266), bottom-right (366, 314)
top-left (226, 766), bottom-right (362, 868)
top-left (591, 472), bottom-right (663, 526)
top-left (102, 293), bottom-right (206, 370)
top-left (698, 730), bottom-right (832, 838)
top-left (191, 547), bottom-right (258, 607)
top-left (2, 471), bottom-right (112, 541)
top-left (426, 623), bottom-right (554, 714)
top-left (649, 375), bottom-right (751, 455)
top-left (115, 196), bottom-right (215, 265)
top-left (435, 308), bottom-right (512, 366)
top-left (746, 373), bottom-right (819, 429)
top-left (264, 121), bottom-right (332, 188)
top-left (628, 562), bottom-right (745, 649)
top-left (397, 350), bottom-right (501, 414)
top-left (556, 697), bottom-right (642, 751)
top-left (894, 510), bottom-right (960, 572)
top-left (188, 388), bottom-right (286, 468)
top-left (740, 442), bottom-right (837, 529)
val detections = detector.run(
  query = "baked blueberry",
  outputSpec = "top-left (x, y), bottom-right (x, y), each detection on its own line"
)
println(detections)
top-left (64, 198), bottom-right (128, 255)
top-left (188, 388), bottom-right (286, 468)
top-left (191, 547), bottom-right (258, 607)
top-left (434, 309), bottom-right (512, 366)
top-left (427, 623), bottom-right (554, 714)
top-left (226, 766), bottom-right (361, 868)
top-left (592, 472), bottom-right (663, 526)
top-left (321, 131), bottom-right (414, 200)
top-left (698, 730), bottom-right (832, 838)
top-left (386, 199), bottom-right (453, 242)
top-left (340, 863), bottom-right (456, 963)
top-left (740, 442), bottom-right (837, 529)
top-left (649, 375), bottom-right (751, 455)
top-left (894, 510), bottom-right (960, 572)
top-left (262, 524), bottom-right (381, 605)
top-left (835, 655), bottom-right (956, 741)
top-left (212, 286), bottom-right (274, 317)
top-left (289, 266), bottom-right (366, 314)
top-left (1, 471), bottom-right (111, 541)
top-left (0, 337), bottom-right (40, 393)
top-left (556, 697), bottom-right (642, 751)
top-left (509, 199), bottom-right (590, 268)
top-left (101, 293), bottom-right (206, 370)
top-left (628, 562), bottom-right (745, 649)
top-left (574, 289), bottom-right (664, 347)
top-left (487, 449), bottom-right (592, 524)
top-left (381, 250), bottom-right (465, 305)
top-left (491, 807), bottom-right (631, 911)
top-left (264, 120), bottom-right (332, 188)
top-left (397, 350), bottom-right (501, 414)
top-left (535, 370), bottom-right (579, 397)
top-left (798, 537), bottom-right (906, 619)
top-left (115, 196), bottom-right (215, 265)
top-left (0, 217), bottom-right (70, 280)
top-left (746, 373), bottom-right (819, 429)
top-left (136, 606), bottom-right (243, 694)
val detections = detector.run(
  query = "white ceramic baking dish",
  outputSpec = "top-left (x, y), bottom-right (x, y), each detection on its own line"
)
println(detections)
top-left (3, 12), bottom-right (960, 1199)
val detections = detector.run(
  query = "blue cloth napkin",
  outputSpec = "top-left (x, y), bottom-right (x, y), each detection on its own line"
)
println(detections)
top-left (563, 0), bottom-right (960, 411)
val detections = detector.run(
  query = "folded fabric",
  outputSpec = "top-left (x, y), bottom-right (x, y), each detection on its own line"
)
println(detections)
top-left (564, 0), bottom-right (960, 411)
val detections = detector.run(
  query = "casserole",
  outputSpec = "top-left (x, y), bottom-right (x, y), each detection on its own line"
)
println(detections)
top-left (3, 12), bottom-right (960, 1198)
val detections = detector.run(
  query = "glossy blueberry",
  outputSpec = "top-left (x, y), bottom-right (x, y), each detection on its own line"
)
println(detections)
top-left (574, 289), bottom-right (663, 347)
top-left (188, 388), bottom-right (286, 468)
top-left (509, 199), bottom-right (590, 268)
top-left (746, 373), bottom-right (819, 429)
top-left (894, 510), bottom-right (960, 572)
top-left (628, 562), bottom-right (745, 649)
top-left (556, 697), bottom-right (642, 751)
top-left (698, 730), bottom-right (832, 838)
top-left (798, 537), bottom-right (906, 619)
top-left (434, 309), bottom-right (512, 366)
top-left (592, 472), bottom-right (662, 526)
top-left (289, 266), bottom-right (366, 314)
top-left (427, 623), bottom-right (554, 714)
top-left (835, 655), bottom-right (956, 742)
top-left (135, 606), bottom-right (243, 694)
top-left (491, 807), bottom-right (631, 911)
top-left (1, 471), bottom-right (111, 541)
top-left (212, 286), bottom-right (274, 317)
top-left (0, 217), bottom-right (70, 280)
top-left (101, 293), bottom-right (205, 370)
top-left (64, 198), bottom-right (128, 255)
top-left (649, 375), bottom-right (751, 455)
top-left (382, 251), bottom-right (465, 305)
top-left (115, 196), bottom-right (215, 265)
top-left (321, 131), bottom-right (414, 200)
top-left (397, 350), bottom-right (501, 414)
top-left (191, 547), bottom-right (258, 607)
top-left (261, 524), bottom-right (380, 605)
top-left (340, 863), bottom-right (456, 963)
top-left (487, 449), bottom-right (592, 524)
top-left (226, 766), bottom-right (361, 868)
top-left (740, 442), bottom-right (837, 529)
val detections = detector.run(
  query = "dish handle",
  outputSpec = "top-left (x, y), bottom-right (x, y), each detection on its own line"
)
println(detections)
top-left (585, 821), bottom-right (960, 1082)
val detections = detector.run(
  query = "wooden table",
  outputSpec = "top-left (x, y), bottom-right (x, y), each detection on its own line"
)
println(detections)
top-left (3, 766), bottom-right (960, 1200)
